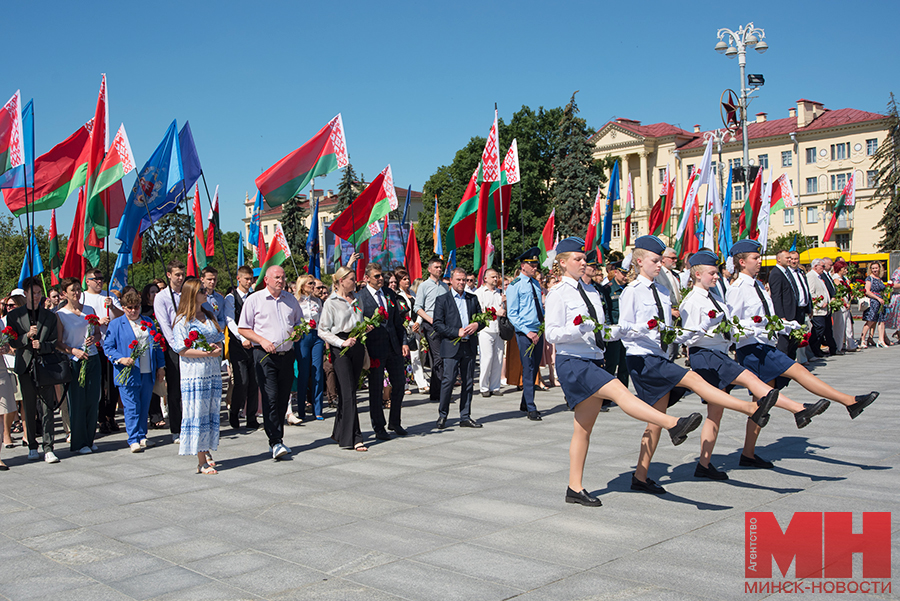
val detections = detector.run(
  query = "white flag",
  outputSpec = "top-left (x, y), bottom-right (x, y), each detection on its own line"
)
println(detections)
top-left (675, 137), bottom-right (714, 241)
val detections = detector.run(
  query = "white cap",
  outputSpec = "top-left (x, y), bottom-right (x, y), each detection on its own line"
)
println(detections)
top-left (10, 288), bottom-right (25, 297)
top-left (621, 253), bottom-right (633, 272)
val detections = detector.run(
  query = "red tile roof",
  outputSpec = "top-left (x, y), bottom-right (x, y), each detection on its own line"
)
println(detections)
top-left (592, 118), bottom-right (693, 141)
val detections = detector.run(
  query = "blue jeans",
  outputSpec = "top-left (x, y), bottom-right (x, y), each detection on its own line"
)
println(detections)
top-left (294, 332), bottom-right (325, 417)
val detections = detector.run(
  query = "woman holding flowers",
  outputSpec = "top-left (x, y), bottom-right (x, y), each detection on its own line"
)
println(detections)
top-left (319, 265), bottom-right (373, 451)
top-left (55, 277), bottom-right (101, 455)
top-left (172, 279), bottom-right (225, 474)
top-left (830, 259), bottom-right (858, 353)
top-left (544, 237), bottom-right (705, 507)
top-left (727, 240), bottom-right (878, 450)
top-left (103, 289), bottom-right (166, 453)
top-left (860, 262), bottom-right (889, 348)
top-left (293, 275), bottom-right (324, 420)
top-left (885, 265), bottom-right (900, 341)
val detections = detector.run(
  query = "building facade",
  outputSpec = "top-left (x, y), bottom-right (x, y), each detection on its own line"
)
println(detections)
top-left (591, 98), bottom-right (891, 254)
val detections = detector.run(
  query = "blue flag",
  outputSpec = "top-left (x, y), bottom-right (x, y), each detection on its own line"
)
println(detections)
top-left (718, 166), bottom-right (734, 258)
top-left (0, 99), bottom-right (33, 190)
top-left (17, 228), bottom-right (44, 288)
top-left (306, 196), bottom-right (321, 278)
top-left (116, 121), bottom-right (180, 253)
top-left (443, 249), bottom-right (456, 278)
top-left (109, 251), bottom-right (131, 294)
top-left (237, 231), bottom-right (245, 268)
top-left (138, 121), bottom-right (201, 234)
top-left (789, 233), bottom-right (798, 252)
top-left (601, 160), bottom-right (619, 253)
top-left (400, 185), bottom-right (412, 239)
top-left (249, 190), bottom-right (264, 252)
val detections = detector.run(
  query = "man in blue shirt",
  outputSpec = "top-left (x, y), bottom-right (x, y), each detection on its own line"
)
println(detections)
top-left (506, 247), bottom-right (544, 421)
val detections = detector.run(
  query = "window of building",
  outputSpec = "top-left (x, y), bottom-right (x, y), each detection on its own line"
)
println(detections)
top-left (612, 223), bottom-right (621, 238)
top-left (867, 170), bottom-right (879, 189)
top-left (728, 158), bottom-right (742, 170)
top-left (836, 233), bottom-right (850, 251)
top-left (781, 150), bottom-right (792, 168)
top-left (659, 168), bottom-right (666, 184)
top-left (264, 225), bottom-right (269, 235)
top-left (806, 177), bottom-right (818, 194)
top-left (831, 172), bottom-right (850, 191)
top-left (758, 154), bottom-right (769, 170)
top-left (733, 185), bottom-right (743, 201)
top-left (806, 147), bottom-right (817, 164)
top-left (831, 143), bottom-right (849, 161)
top-left (630, 221), bottom-right (639, 238)
top-left (806, 206), bottom-right (819, 224)
top-left (783, 208), bottom-right (794, 225)
top-left (866, 138), bottom-right (878, 155)
top-left (687, 165), bottom-right (695, 178)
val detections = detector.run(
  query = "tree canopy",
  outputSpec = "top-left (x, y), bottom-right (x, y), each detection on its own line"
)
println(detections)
top-left (870, 93), bottom-right (900, 251)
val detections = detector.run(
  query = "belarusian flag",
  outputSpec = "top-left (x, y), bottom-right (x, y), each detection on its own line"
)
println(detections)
top-left (738, 166), bottom-right (763, 240)
top-left (538, 209), bottom-right (555, 264)
top-left (485, 233), bottom-right (495, 269)
top-left (0, 90), bottom-right (25, 188)
top-left (192, 184), bottom-right (208, 270)
top-left (49, 209), bottom-right (62, 285)
top-left (255, 113), bottom-right (348, 207)
top-left (59, 188), bottom-right (87, 280)
top-left (186, 239), bottom-right (197, 277)
top-left (2, 122), bottom-right (90, 216)
top-left (205, 185), bottom-right (219, 257)
top-left (649, 165), bottom-right (674, 237)
top-left (84, 123), bottom-right (135, 265)
top-left (474, 132), bottom-right (517, 273)
top-left (445, 168), bottom-right (479, 251)
top-left (769, 173), bottom-right (797, 213)
top-left (483, 140), bottom-right (517, 231)
top-left (585, 184), bottom-right (603, 253)
top-left (255, 223), bottom-right (293, 286)
top-left (332, 233), bottom-right (343, 271)
top-left (432, 197), bottom-right (442, 257)
top-left (404, 225), bottom-right (422, 281)
top-left (674, 137), bottom-right (713, 243)
top-left (83, 75), bottom-right (110, 263)
top-left (823, 173), bottom-right (855, 243)
top-left (623, 173), bottom-right (634, 250)
top-left (328, 165), bottom-right (398, 247)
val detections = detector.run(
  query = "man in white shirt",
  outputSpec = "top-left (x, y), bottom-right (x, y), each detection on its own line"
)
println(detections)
top-left (465, 273), bottom-right (478, 294)
top-left (655, 247), bottom-right (683, 360)
top-left (154, 260), bottom-right (186, 442)
top-left (82, 268), bottom-right (124, 434)
top-left (224, 265), bottom-right (258, 430)
top-left (475, 268), bottom-right (505, 397)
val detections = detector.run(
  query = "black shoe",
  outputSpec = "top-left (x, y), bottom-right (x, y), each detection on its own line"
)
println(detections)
top-left (630, 475), bottom-right (666, 494)
top-left (481, 391), bottom-right (492, 398)
top-left (527, 411), bottom-right (542, 421)
top-left (794, 399), bottom-right (830, 429)
top-left (108, 420), bottom-right (120, 432)
top-left (245, 421), bottom-right (260, 429)
top-left (599, 404), bottom-right (610, 413)
top-left (374, 430), bottom-right (391, 441)
top-left (519, 401), bottom-right (527, 412)
top-left (436, 416), bottom-right (447, 429)
top-left (694, 462), bottom-right (729, 481)
top-left (739, 453), bottom-right (774, 469)
top-left (98, 422), bottom-right (111, 435)
top-left (388, 425), bottom-right (408, 436)
top-left (516, 385), bottom-right (523, 391)
top-left (492, 389), bottom-right (504, 396)
top-left (750, 389), bottom-right (779, 427)
top-left (565, 487), bottom-right (602, 507)
top-left (668, 412), bottom-right (702, 446)
top-left (847, 391), bottom-right (878, 419)
top-left (459, 418), bottom-right (482, 428)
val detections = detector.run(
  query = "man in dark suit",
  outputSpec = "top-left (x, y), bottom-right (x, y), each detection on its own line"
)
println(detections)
top-left (7, 277), bottom-right (61, 462)
top-left (769, 250), bottom-right (802, 359)
top-left (358, 262), bottom-right (410, 439)
top-left (433, 267), bottom-right (484, 429)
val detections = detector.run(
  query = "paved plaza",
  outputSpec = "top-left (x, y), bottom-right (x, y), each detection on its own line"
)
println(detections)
top-left (0, 347), bottom-right (897, 600)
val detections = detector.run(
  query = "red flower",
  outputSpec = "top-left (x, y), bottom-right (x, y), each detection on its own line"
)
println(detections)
top-left (184, 338), bottom-right (193, 347)
top-left (647, 319), bottom-right (658, 329)
top-left (752, 316), bottom-right (763, 324)
top-left (308, 319), bottom-right (317, 329)
top-left (707, 310), bottom-right (718, 318)
top-left (128, 340), bottom-right (137, 349)
top-left (159, 341), bottom-right (167, 351)
top-left (573, 315), bottom-right (584, 326)
top-left (140, 326), bottom-right (147, 331)
top-left (377, 306), bottom-right (389, 320)
top-left (370, 358), bottom-right (381, 368)
top-left (188, 331), bottom-right (199, 341)
top-left (799, 340), bottom-right (809, 348)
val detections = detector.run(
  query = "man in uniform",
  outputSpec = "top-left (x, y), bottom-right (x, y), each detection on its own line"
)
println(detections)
top-left (506, 248), bottom-right (544, 421)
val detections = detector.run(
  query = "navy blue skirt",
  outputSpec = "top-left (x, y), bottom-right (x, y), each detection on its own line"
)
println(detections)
top-left (734, 343), bottom-right (794, 384)
top-left (557, 354), bottom-right (616, 409)
top-left (626, 354), bottom-right (688, 407)
top-left (688, 347), bottom-right (745, 390)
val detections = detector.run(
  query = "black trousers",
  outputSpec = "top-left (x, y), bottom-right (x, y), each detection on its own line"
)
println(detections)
top-left (423, 323), bottom-right (443, 401)
top-left (164, 347), bottom-right (182, 434)
top-left (367, 350), bottom-right (406, 431)
top-left (97, 348), bottom-right (120, 425)
top-left (253, 349), bottom-right (294, 447)
top-left (229, 351), bottom-right (259, 428)
top-left (331, 344), bottom-right (365, 448)
top-left (810, 314), bottom-right (837, 356)
top-left (602, 340), bottom-right (629, 386)
top-left (439, 347), bottom-right (476, 421)
top-left (19, 373), bottom-right (57, 452)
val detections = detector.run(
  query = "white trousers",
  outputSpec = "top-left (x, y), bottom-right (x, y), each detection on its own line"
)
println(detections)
top-left (833, 308), bottom-right (857, 352)
top-left (478, 330), bottom-right (504, 393)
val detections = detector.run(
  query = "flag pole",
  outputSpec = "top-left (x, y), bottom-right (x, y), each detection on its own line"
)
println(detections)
top-left (199, 170), bottom-right (236, 293)
top-left (496, 103), bottom-right (506, 284)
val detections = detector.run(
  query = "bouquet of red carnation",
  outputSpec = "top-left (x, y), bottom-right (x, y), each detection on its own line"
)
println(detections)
top-left (116, 338), bottom-right (150, 385)
top-left (341, 306), bottom-right (388, 355)
top-left (525, 323), bottom-right (546, 358)
top-left (646, 318), bottom-right (691, 346)
top-left (78, 314), bottom-right (102, 386)
top-left (706, 309), bottom-right (748, 343)
top-left (0, 325), bottom-right (18, 347)
top-left (572, 314), bottom-right (613, 342)
top-left (184, 329), bottom-right (216, 353)
top-left (261, 319), bottom-right (315, 363)
top-left (452, 306), bottom-right (497, 345)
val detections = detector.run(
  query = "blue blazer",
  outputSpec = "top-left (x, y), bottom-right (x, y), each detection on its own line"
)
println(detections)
top-left (103, 315), bottom-right (166, 387)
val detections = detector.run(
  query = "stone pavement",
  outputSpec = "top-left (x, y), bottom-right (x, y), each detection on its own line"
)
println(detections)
top-left (0, 347), bottom-right (897, 601)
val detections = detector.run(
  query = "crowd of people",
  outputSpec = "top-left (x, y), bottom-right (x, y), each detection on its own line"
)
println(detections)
top-left (0, 242), bottom-right (894, 505)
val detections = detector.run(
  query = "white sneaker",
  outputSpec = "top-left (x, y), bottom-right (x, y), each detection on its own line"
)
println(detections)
top-left (140, 438), bottom-right (154, 449)
top-left (44, 451), bottom-right (59, 464)
top-left (286, 413), bottom-right (303, 426)
top-left (78, 446), bottom-right (92, 454)
top-left (272, 443), bottom-right (290, 460)
top-left (130, 442), bottom-right (142, 453)
top-left (27, 449), bottom-right (39, 461)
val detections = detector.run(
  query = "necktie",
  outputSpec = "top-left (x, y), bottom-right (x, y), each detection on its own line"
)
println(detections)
top-left (707, 292), bottom-right (730, 341)
top-left (795, 269), bottom-right (810, 305)
top-left (529, 279), bottom-right (545, 323)
top-left (783, 266), bottom-right (799, 302)
top-left (649, 283), bottom-right (669, 352)
top-left (577, 282), bottom-right (605, 350)
top-left (377, 290), bottom-right (386, 311)
top-left (753, 282), bottom-right (772, 317)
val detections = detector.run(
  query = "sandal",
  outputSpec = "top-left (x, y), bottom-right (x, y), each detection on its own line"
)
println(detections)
top-left (205, 452), bottom-right (217, 467)
top-left (197, 462), bottom-right (218, 474)
top-left (353, 443), bottom-right (368, 452)
top-left (10, 421), bottom-right (21, 434)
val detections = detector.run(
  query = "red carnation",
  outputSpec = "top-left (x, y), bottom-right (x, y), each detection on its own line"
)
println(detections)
top-left (184, 338), bottom-right (192, 347)
top-left (140, 326), bottom-right (147, 331)
top-left (159, 341), bottom-right (167, 351)
top-left (129, 340), bottom-right (137, 349)
top-left (308, 319), bottom-right (317, 329)
top-left (752, 316), bottom-right (763, 324)
top-left (573, 315), bottom-right (584, 326)
top-left (647, 319), bottom-right (658, 329)
top-left (708, 310), bottom-right (718, 318)
top-left (370, 358), bottom-right (381, 368)
top-left (377, 306), bottom-right (389, 320)
top-left (188, 331), bottom-right (199, 341)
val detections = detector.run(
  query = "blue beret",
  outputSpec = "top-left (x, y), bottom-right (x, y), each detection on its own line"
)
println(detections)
top-left (634, 235), bottom-right (666, 255)
top-left (517, 247), bottom-right (541, 263)
top-left (555, 237), bottom-right (586, 254)
top-left (688, 250), bottom-right (719, 267)
top-left (729, 239), bottom-right (762, 256)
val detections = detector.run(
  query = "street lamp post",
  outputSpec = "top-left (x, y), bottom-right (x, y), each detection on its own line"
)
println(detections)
top-left (715, 22), bottom-right (767, 199)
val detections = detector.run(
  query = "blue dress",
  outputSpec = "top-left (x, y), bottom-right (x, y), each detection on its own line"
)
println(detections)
top-left (173, 317), bottom-right (224, 456)
top-left (863, 276), bottom-right (886, 322)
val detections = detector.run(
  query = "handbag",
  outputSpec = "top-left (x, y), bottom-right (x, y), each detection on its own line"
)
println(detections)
top-left (497, 315), bottom-right (515, 341)
top-left (32, 351), bottom-right (73, 387)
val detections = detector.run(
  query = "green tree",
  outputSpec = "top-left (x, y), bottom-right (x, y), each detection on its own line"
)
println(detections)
top-left (335, 162), bottom-right (363, 214)
top-left (550, 92), bottom-right (603, 237)
top-left (279, 193), bottom-right (309, 268)
top-left (766, 230), bottom-right (814, 254)
top-left (870, 93), bottom-right (900, 251)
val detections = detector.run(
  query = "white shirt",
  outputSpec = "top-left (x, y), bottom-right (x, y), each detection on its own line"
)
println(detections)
top-left (224, 288), bottom-right (252, 341)
top-left (452, 291), bottom-right (470, 340)
top-left (81, 290), bottom-right (119, 339)
top-left (127, 317), bottom-right (152, 373)
top-left (297, 295), bottom-right (323, 324)
top-left (366, 284), bottom-right (389, 312)
top-left (725, 273), bottom-right (775, 349)
top-left (57, 306), bottom-right (99, 360)
top-left (618, 275), bottom-right (673, 357)
top-left (679, 286), bottom-right (732, 353)
top-left (791, 267), bottom-right (810, 306)
top-left (544, 276), bottom-right (607, 360)
top-left (475, 285), bottom-right (503, 334)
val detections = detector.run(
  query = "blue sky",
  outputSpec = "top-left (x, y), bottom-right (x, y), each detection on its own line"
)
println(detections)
top-left (5, 0), bottom-right (898, 253)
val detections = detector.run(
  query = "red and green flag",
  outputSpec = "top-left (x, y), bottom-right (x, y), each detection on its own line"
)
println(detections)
top-left (538, 209), bottom-right (555, 264)
top-left (650, 165), bottom-right (674, 237)
top-left (404, 225), bottom-right (422, 281)
top-left (256, 224), bottom-right (293, 287)
top-left (83, 75), bottom-right (110, 265)
top-left (328, 165), bottom-right (398, 247)
top-left (585, 184), bottom-right (603, 254)
top-left (186, 238), bottom-right (197, 277)
top-left (255, 113), bottom-right (348, 207)
top-left (59, 187), bottom-right (87, 280)
top-left (192, 184), bottom-right (208, 270)
top-left (623, 173), bottom-right (634, 251)
top-left (445, 167), bottom-right (479, 251)
top-left (473, 134), bottom-right (518, 272)
top-left (823, 173), bottom-right (855, 243)
top-left (737, 166), bottom-right (763, 240)
top-left (205, 185), bottom-right (219, 257)
top-left (0, 90), bottom-right (25, 188)
top-left (84, 123), bottom-right (135, 266)
top-left (48, 209), bottom-right (62, 285)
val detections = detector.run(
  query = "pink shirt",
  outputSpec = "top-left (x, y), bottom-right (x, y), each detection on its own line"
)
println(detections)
top-left (237, 288), bottom-right (304, 352)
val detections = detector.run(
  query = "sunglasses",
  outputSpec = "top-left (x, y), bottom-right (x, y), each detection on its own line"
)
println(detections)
top-left (5, 303), bottom-right (17, 308)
